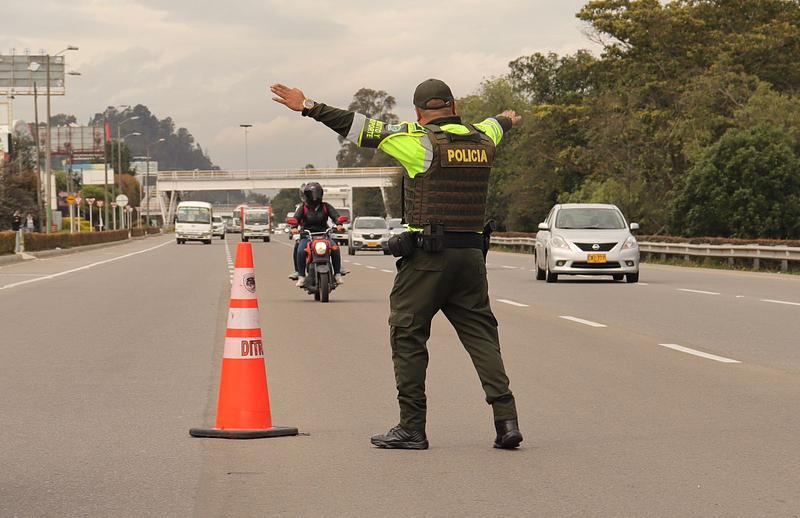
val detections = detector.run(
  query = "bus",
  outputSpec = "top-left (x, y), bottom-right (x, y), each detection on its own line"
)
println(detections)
top-left (175, 201), bottom-right (213, 244)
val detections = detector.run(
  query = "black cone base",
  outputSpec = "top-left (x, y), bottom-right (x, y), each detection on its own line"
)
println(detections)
top-left (189, 426), bottom-right (298, 439)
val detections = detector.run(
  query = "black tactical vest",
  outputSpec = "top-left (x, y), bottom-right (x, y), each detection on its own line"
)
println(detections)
top-left (403, 124), bottom-right (495, 232)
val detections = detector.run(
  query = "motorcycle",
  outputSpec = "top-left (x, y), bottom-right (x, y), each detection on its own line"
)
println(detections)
top-left (289, 216), bottom-right (348, 303)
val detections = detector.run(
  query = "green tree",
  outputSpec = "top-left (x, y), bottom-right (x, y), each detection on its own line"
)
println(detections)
top-left (0, 134), bottom-right (40, 230)
top-left (670, 125), bottom-right (800, 238)
top-left (336, 88), bottom-right (399, 168)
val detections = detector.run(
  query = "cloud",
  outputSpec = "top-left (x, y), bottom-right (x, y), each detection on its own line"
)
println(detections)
top-left (2, 0), bottom-right (596, 170)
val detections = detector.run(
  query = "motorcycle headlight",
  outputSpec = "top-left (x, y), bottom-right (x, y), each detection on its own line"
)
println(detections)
top-left (623, 235), bottom-right (638, 249)
top-left (550, 235), bottom-right (570, 249)
top-left (314, 242), bottom-right (328, 255)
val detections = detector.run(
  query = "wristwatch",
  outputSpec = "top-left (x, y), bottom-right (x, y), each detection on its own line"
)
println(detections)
top-left (302, 98), bottom-right (317, 115)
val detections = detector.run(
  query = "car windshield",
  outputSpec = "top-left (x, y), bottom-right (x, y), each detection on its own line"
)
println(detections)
top-left (246, 211), bottom-right (269, 224)
top-left (355, 218), bottom-right (388, 230)
top-left (387, 218), bottom-right (402, 229)
top-left (555, 208), bottom-right (625, 230)
top-left (212, 217), bottom-right (222, 223)
top-left (177, 207), bottom-right (211, 224)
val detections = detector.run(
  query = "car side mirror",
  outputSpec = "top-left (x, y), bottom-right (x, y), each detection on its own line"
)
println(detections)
top-left (287, 217), bottom-right (298, 226)
top-left (538, 222), bottom-right (549, 231)
top-left (337, 216), bottom-right (349, 224)
top-left (630, 222), bottom-right (639, 231)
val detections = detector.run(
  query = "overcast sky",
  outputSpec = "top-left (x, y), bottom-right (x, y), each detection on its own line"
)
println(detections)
top-left (3, 0), bottom-right (596, 170)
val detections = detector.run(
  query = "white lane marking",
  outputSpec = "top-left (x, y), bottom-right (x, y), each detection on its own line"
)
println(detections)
top-left (677, 288), bottom-right (720, 296)
top-left (736, 295), bottom-right (745, 299)
top-left (761, 299), bottom-right (800, 307)
top-left (496, 299), bottom-right (529, 308)
top-left (501, 265), bottom-right (517, 269)
top-left (366, 266), bottom-right (376, 270)
top-left (344, 260), bottom-right (351, 263)
top-left (659, 344), bottom-right (741, 364)
top-left (352, 262), bottom-right (362, 266)
top-left (380, 269), bottom-right (393, 273)
top-left (559, 316), bottom-right (607, 328)
top-left (637, 282), bottom-right (650, 286)
top-left (0, 240), bottom-right (172, 291)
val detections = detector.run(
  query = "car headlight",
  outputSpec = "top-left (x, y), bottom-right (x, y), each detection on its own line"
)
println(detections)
top-left (314, 242), bottom-right (328, 255)
top-left (550, 235), bottom-right (570, 249)
top-left (623, 235), bottom-right (638, 249)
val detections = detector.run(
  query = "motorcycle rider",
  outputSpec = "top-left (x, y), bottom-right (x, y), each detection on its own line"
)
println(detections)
top-left (293, 182), bottom-right (345, 287)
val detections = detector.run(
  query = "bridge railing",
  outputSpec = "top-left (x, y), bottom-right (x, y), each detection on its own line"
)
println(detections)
top-left (489, 236), bottom-right (800, 272)
top-left (158, 167), bottom-right (403, 181)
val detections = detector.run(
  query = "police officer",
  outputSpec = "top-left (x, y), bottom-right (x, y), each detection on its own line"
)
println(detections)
top-left (270, 79), bottom-right (523, 450)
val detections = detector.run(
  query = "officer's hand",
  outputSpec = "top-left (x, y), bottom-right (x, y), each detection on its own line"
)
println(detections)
top-left (498, 110), bottom-right (522, 126)
top-left (270, 84), bottom-right (305, 112)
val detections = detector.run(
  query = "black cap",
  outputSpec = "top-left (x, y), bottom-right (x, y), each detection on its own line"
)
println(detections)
top-left (413, 78), bottom-right (454, 109)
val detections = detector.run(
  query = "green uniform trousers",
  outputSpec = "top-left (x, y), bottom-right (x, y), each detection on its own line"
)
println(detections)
top-left (388, 247), bottom-right (517, 431)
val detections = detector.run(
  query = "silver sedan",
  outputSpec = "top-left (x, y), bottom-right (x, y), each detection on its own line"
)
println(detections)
top-left (534, 203), bottom-right (640, 283)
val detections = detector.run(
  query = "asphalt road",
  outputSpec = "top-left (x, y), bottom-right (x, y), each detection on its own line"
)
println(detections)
top-left (1, 235), bottom-right (799, 517)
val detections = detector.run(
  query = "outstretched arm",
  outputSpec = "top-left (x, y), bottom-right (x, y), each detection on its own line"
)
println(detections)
top-left (270, 83), bottom-right (406, 149)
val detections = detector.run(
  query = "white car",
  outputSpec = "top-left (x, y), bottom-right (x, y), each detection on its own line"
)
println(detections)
top-left (534, 203), bottom-right (640, 283)
top-left (386, 217), bottom-right (406, 237)
top-left (212, 216), bottom-right (226, 239)
top-left (348, 217), bottom-right (390, 255)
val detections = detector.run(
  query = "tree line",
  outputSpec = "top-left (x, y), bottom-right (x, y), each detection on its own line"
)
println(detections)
top-left (295, 0), bottom-right (800, 239)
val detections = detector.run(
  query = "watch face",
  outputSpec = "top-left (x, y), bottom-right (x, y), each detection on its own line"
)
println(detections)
top-left (303, 99), bottom-right (315, 109)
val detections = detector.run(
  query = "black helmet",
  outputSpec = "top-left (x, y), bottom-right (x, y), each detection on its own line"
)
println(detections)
top-left (302, 182), bottom-right (324, 206)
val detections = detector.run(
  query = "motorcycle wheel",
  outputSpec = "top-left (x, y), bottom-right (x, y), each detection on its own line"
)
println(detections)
top-left (319, 273), bottom-right (330, 303)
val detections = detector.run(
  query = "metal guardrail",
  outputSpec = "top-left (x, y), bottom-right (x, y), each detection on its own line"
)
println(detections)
top-left (489, 236), bottom-right (800, 271)
top-left (158, 167), bottom-right (403, 181)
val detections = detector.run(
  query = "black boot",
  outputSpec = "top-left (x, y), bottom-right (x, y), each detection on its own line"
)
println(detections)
top-left (494, 419), bottom-right (523, 449)
top-left (371, 425), bottom-right (429, 450)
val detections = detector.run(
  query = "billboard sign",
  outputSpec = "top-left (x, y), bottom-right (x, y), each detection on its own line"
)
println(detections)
top-left (36, 125), bottom-right (104, 157)
top-left (0, 54), bottom-right (66, 96)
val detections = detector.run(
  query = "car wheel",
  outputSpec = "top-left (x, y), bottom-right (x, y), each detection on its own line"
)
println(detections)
top-left (545, 254), bottom-right (558, 283)
top-left (265, 236), bottom-right (271, 242)
top-left (348, 244), bottom-right (355, 256)
top-left (204, 239), bottom-right (212, 245)
top-left (626, 272), bottom-right (640, 283)
top-left (176, 239), bottom-right (182, 245)
top-left (220, 234), bottom-right (225, 240)
top-left (534, 251), bottom-right (546, 281)
top-left (383, 250), bottom-right (391, 255)
top-left (612, 274), bottom-right (624, 281)
top-left (242, 237), bottom-right (249, 242)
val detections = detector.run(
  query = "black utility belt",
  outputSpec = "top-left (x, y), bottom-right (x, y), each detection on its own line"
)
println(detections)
top-left (387, 230), bottom-right (482, 258)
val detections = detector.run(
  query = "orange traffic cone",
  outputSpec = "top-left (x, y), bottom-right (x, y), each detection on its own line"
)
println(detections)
top-left (190, 242), bottom-right (297, 439)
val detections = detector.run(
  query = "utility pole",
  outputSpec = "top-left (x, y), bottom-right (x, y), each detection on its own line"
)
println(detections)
top-left (32, 82), bottom-right (44, 232)
top-left (45, 55), bottom-right (52, 233)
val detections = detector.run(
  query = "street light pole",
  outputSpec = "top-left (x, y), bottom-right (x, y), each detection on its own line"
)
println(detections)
top-left (240, 124), bottom-right (252, 172)
top-left (42, 45), bottom-right (79, 233)
top-left (116, 115), bottom-right (139, 216)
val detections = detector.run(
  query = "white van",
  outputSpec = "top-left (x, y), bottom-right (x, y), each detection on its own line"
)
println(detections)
top-left (176, 201), bottom-right (213, 244)
top-left (242, 206), bottom-right (272, 242)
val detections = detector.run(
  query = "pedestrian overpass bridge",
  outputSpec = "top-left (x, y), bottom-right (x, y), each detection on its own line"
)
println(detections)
top-left (157, 167), bottom-right (401, 191)
top-left (155, 167), bottom-right (402, 223)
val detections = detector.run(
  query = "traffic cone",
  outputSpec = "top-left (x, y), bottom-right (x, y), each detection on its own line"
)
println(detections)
top-left (190, 241), bottom-right (298, 439)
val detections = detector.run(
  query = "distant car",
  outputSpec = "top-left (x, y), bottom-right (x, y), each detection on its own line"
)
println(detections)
top-left (228, 216), bottom-right (241, 233)
top-left (534, 203), bottom-right (640, 283)
top-left (212, 216), bottom-right (226, 239)
top-left (348, 216), bottom-right (390, 255)
top-left (386, 217), bottom-right (406, 237)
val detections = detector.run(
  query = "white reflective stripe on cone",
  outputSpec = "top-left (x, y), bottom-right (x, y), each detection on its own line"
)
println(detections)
top-left (227, 307), bottom-right (261, 329)
top-left (230, 268), bottom-right (258, 300)
top-left (224, 335), bottom-right (265, 359)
